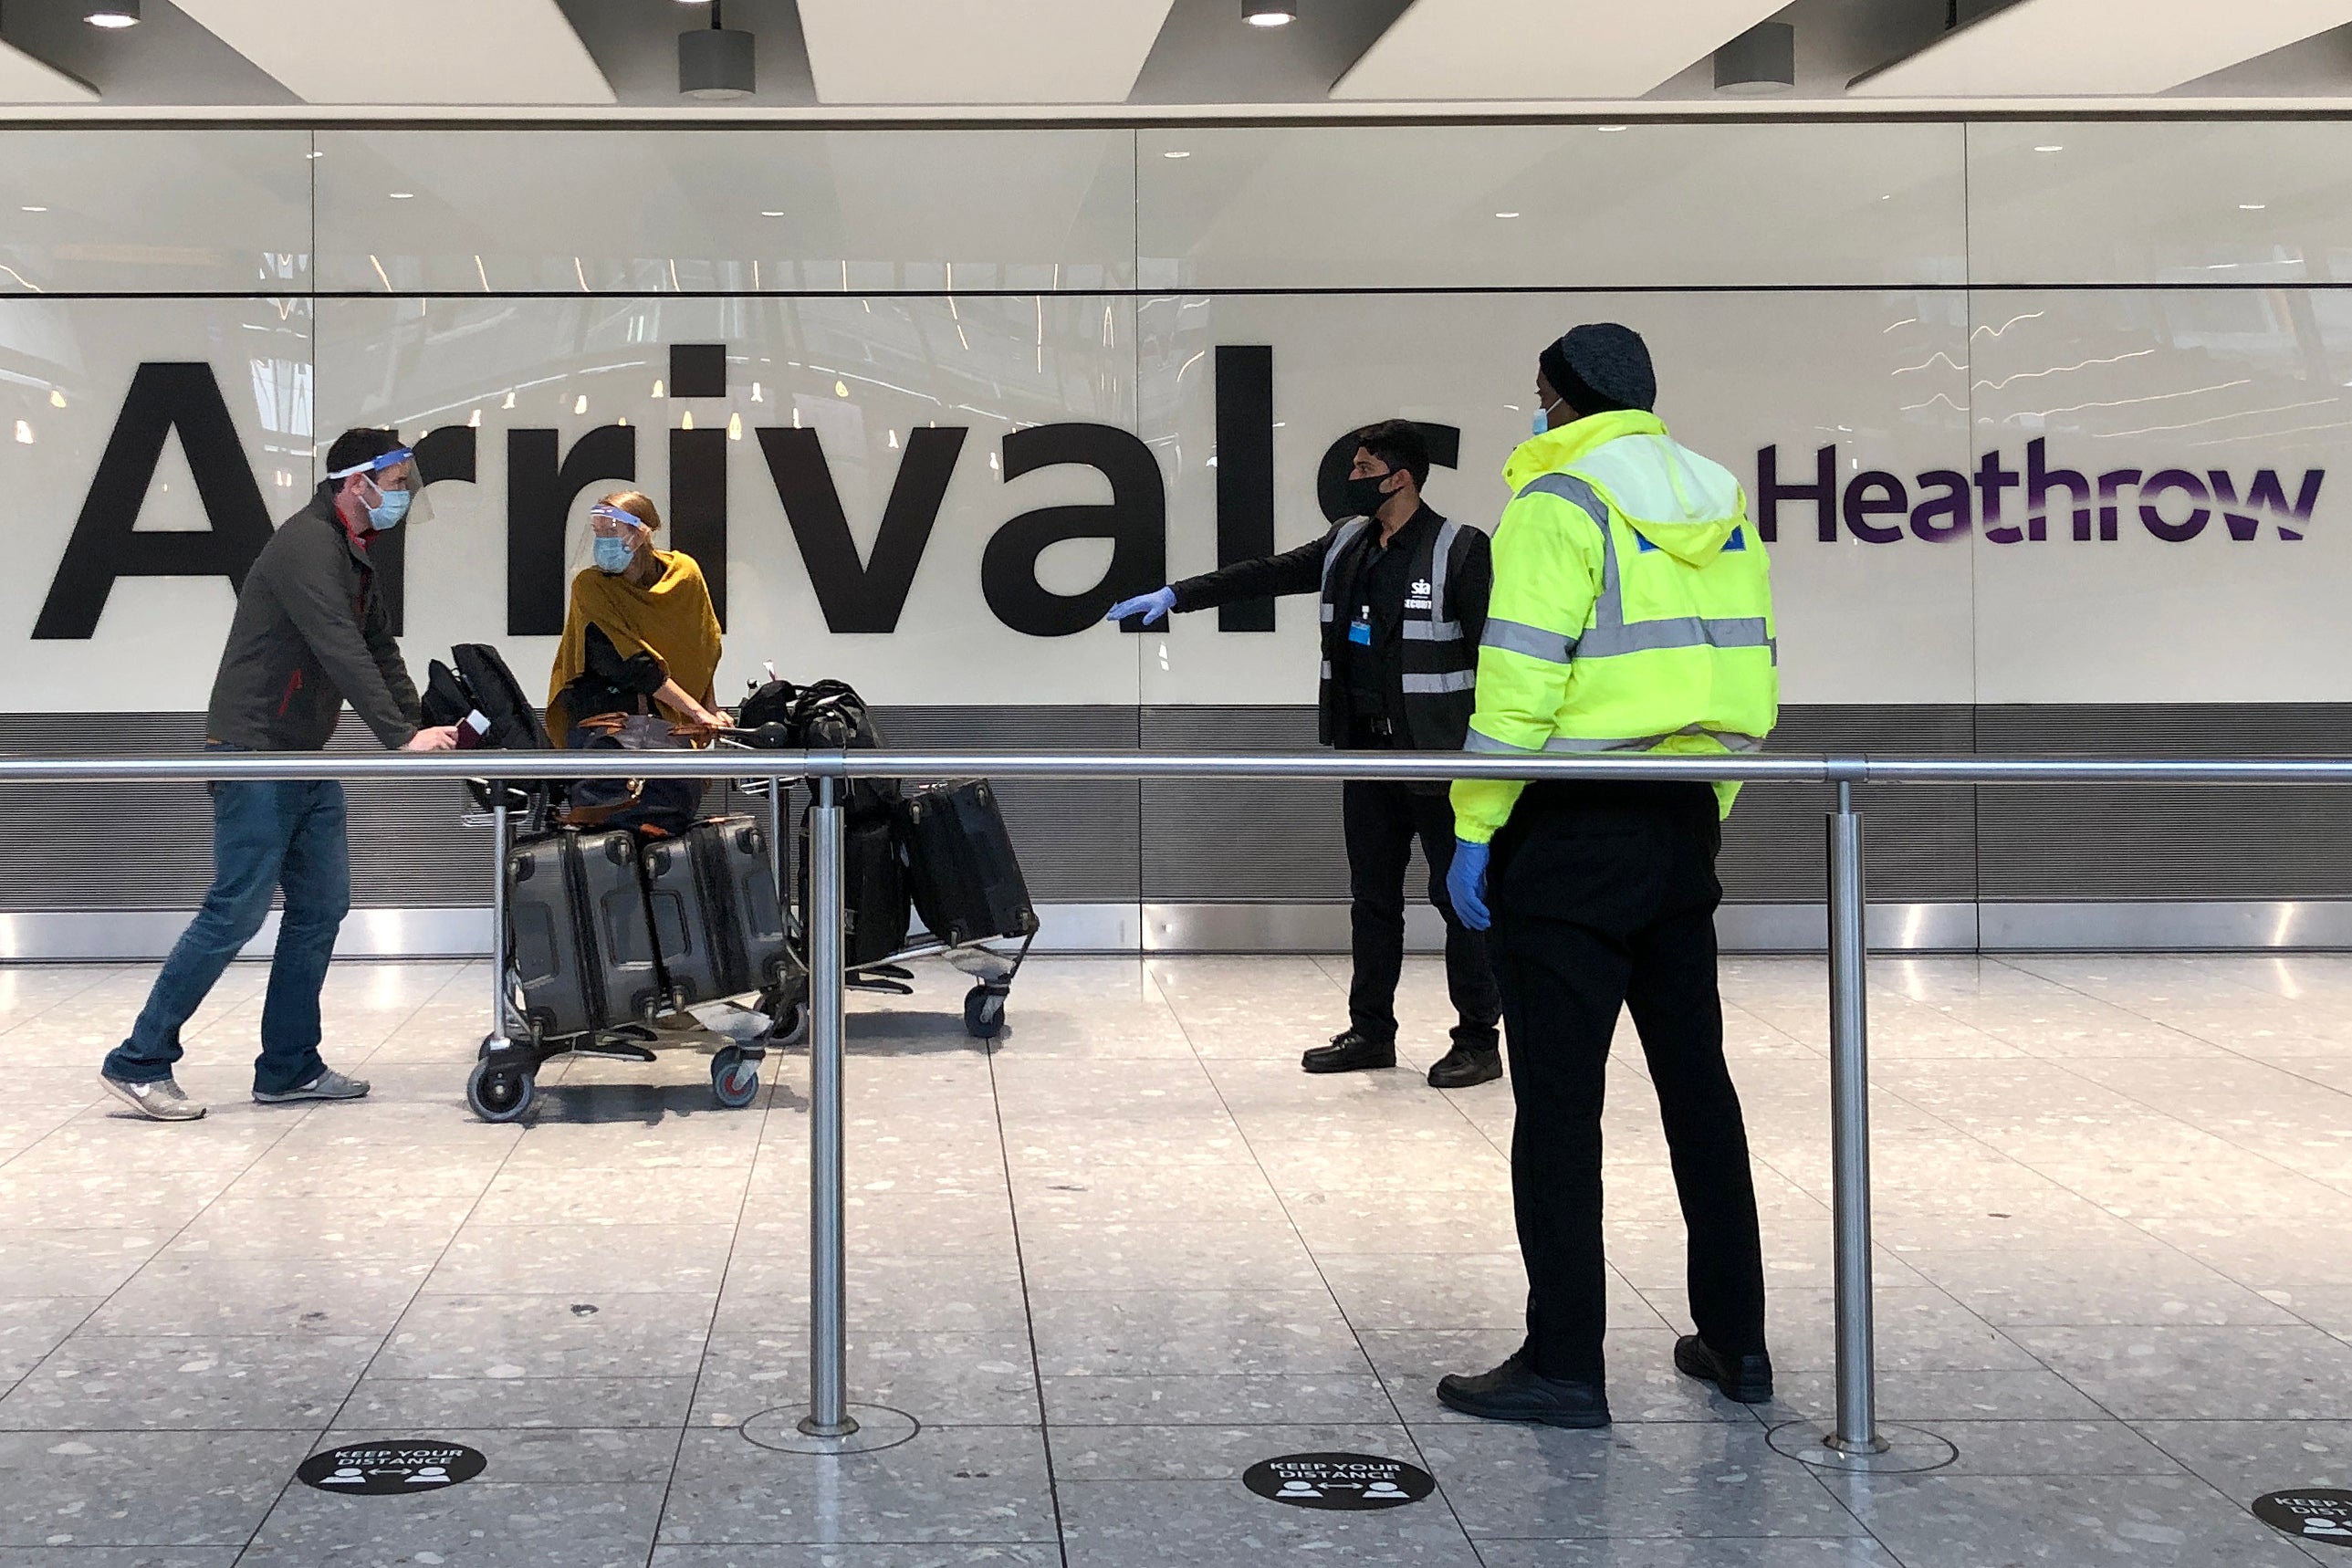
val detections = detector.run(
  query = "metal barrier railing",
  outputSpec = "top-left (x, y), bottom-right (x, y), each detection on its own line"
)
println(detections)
top-left (15, 746), bottom-right (2351, 1459)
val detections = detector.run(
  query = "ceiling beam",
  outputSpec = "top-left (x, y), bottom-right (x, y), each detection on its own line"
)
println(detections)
top-left (1333, 0), bottom-right (1792, 100)
top-left (1851, 0), bottom-right (2352, 97)
top-left (796, 0), bottom-right (1176, 105)
top-left (0, 39), bottom-right (97, 103)
top-left (173, 0), bottom-right (613, 105)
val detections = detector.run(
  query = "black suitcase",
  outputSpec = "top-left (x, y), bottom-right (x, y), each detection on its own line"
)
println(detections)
top-left (895, 780), bottom-right (1039, 948)
top-left (641, 816), bottom-right (792, 1006)
top-left (800, 812), bottom-right (912, 968)
top-left (507, 828), bottom-right (664, 1040)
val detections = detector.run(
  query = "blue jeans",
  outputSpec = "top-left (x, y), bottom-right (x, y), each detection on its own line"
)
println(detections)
top-left (105, 772), bottom-right (351, 1094)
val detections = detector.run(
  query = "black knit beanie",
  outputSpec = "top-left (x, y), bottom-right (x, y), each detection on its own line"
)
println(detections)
top-left (1538, 322), bottom-right (1657, 416)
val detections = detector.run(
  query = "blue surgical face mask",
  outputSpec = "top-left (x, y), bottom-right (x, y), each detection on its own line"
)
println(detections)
top-left (593, 534), bottom-right (635, 574)
top-left (367, 485), bottom-right (413, 532)
top-left (1531, 397), bottom-right (1564, 437)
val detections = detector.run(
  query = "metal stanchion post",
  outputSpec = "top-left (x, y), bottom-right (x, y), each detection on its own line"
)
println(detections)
top-left (486, 796), bottom-right (512, 1051)
top-left (768, 776), bottom-right (786, 912)
top-left (800, 771), bottom-right (857, 1440)
top-left (1825, 778), bottom-right (1887, 1457)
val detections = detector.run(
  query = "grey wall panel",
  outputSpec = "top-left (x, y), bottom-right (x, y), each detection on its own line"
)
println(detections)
top-left (1141, 706), bottom-right (1362, 903)
top-left (872, 706), bottom-right (1141, 903)
top-left (1976, 706), bottom-right (2352, 902)
top-left (1720, 705), bottom-right (1980, 905)
top-left (0, 713), bottom-right (483, 910)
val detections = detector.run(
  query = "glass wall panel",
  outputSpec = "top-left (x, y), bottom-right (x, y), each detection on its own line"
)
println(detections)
top-left (0, 130), bottom-right (312, 295)
top-left (1969, 121), bottom-right (2352, 286)
top-left (316, 129), bottom-right (1138, 297)
top-left (1136, 122), bottom-right (1967, 290)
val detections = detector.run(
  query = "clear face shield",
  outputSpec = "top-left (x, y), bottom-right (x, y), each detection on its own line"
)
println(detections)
top-left (325, 445), bottom-right (434, 530)
top-left (575, 501), bottom-right (654, 576)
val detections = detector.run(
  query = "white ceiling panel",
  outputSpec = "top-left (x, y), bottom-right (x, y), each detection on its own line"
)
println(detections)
top-left (0, 41), bottom-right (97, 103)
top-left (798, 0), bottom-right (1176, 104)
top-left (1333, 0), bottom-right (1791, 100)
top-left (173, 0), bottom-right (613, 104)
top-left (1851, 0), bottom-right (2352, 97)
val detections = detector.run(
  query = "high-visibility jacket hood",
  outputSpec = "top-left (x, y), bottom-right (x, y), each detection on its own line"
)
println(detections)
top-left (1505, 409), bottom-right (1746, 568)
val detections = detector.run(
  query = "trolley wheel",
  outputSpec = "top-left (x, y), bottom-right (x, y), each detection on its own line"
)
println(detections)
top-left (964, 985), bottom-right (1008, 1041)
top-left (466, 1059), bottom-right (535, 1123)
top-left (768, 999), bottom-right (807, 1046)
top-left (711, 1046), bottom-right (761, 1109)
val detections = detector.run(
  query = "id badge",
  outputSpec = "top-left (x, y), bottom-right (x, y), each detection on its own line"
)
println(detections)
top-left (1348, 619), bottom-right (1373, 646)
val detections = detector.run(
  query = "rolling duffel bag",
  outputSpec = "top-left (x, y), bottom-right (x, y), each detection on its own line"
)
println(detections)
top-left (507, 827), bottom-right (665, 1041)
top-left (641, 815), bottom-right (793, 1006)
top-left (894, 780), bottom-right (1039, 948)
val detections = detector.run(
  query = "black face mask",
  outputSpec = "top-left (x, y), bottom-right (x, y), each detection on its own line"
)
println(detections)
top-left (1343, 471), bottom-right (1397, 518)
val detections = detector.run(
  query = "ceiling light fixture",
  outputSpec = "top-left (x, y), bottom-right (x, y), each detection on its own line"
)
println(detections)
top-left (19, 205), bottom-right (46, 214)
top-left (389, 192), bottom-right (414, 200)
top-left (1595, 124), bottom-right (1629, 133)
top-left (85, 0), bottom-right (139, 26)
top-left (1163, 150), bottom-right (1191, 159)
top-left (1244, 1), bottom-right (1296, 27)
top-left (680, 0), bottom-right (755, 99)
top-left (1494, 212), bottom-right (1521, 219)
top-left (2034, 144), bottom-right (2065, 153)
top-left (1714, 21), bottom-right (1794, 96)
top-left (2241, 203), bottom-right (2268, 211)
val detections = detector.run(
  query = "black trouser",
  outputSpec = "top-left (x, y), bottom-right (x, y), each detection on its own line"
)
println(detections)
top-left (1486, 782), bottom-right (1767, 1384)
top-left (1341, 776), bottom-right (1502, 1051)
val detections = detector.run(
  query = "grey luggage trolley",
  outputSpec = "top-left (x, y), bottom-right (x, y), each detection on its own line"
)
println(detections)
top-left (462, 778), bottom-right (802, 1124)
top-left (726, 758), bottom-right (1037, 1043)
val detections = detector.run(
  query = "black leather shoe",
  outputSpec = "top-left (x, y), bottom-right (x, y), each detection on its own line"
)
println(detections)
top-left (1427, 1044), bottom-right (1502, 1089)
top-left (1673, 1334), bottom-right (1774, 1404)
top-left (1301, 1030), bottom-right (1396, 1074)
top-left (1437, 1352), bottom-right (1611, 1427)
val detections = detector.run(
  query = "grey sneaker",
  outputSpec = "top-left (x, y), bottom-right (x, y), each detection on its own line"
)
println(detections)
top-left (253, 1067), bottom-right (371, 1104)
top-left (99, 1073), bottom-right (206, 1122)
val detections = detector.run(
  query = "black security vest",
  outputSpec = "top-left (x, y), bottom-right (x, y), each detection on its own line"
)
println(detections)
top-left (1314, 514), bottom-right (1480, 750)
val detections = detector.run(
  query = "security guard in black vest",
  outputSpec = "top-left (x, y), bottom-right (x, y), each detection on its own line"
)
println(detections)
top-left (1107, 422), bottom-right (1505, 1089)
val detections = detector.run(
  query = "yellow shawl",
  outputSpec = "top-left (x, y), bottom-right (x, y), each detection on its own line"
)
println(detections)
top-left (545, 549), bottom-right (724, 740)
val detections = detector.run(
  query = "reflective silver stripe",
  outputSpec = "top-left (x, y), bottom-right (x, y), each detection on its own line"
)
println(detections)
top-left (1401, 670), bottom-right (1477, 695)
top-left (1423, 517), bottom-right (1462, 642)
top-left (1481, 617), bottom-right (1576, 664)
top-left (1320, 661), bottom-right (1333, 681)
top-left (1465, 727), bottom-right (1537, 755)
top-left (1542, 727), bottom-right (1766, 754)
top-left (1402, 621), bottom-right (1463, 642)
top-left (1320, 518), bottom-right (1368, 595)
top-left (1515, 472), bottom-right (1610, 532)
top-left (1321, 604), bottom-right (1334, 624)
top-left (1577, 615), bottom-right (1773, 659)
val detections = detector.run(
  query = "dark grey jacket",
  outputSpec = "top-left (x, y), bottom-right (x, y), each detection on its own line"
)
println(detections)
top-left (204, 489), bottom-right (421, 751)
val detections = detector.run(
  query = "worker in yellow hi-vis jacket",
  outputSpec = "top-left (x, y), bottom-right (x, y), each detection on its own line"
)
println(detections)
top-left (1434, 323), bottom-right (1780, 1430)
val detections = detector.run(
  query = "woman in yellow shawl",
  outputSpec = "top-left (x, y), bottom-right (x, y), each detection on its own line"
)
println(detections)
top-left (546, 490), bottom-right (727, 740)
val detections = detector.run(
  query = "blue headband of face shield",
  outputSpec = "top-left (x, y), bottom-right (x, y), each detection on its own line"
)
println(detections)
top-left (589, 504), bottom-right (649, 573)
top-left (326, 446), bottom-right (426, 531)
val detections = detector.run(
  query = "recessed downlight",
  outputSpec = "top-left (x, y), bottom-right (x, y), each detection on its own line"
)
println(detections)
top-left (86, 1), bottom-right (139, 26)
top-left (1244, 0), bottom-right (1295, 26)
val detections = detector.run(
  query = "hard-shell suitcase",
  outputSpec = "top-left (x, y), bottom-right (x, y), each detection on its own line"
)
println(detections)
top-left (507, 828), bottom-right (664, 1040)
top-left (641, 815), bottom-right (791, 1006)
top-left (800, 812), bottom-right (912, 968)
top-left (895, 780), bottom-right (1039, 948)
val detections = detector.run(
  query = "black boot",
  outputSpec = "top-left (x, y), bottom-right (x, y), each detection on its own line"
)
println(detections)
top-left (1427, 1043), bottom-right (1502, 1089)
top-left (1437, 1351), bottom-right (1610, 1428)
top-left (1673, 1334), bottom-right (1774, 1404)
top-left (1301, 1030), bottom-right (1396, 1074)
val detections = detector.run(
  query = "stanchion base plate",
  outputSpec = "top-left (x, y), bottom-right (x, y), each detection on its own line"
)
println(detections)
top-left (1768, 1420), bottom-right (1957, 1474)
top-left (740, 1404), bottom-right (919, 1457)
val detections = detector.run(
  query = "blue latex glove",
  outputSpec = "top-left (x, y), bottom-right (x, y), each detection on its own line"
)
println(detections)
top-left (1446, 839), bottom-right (1492, 932)
top-left (1105, 586), bottom-right (1177, 626)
